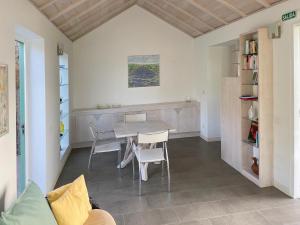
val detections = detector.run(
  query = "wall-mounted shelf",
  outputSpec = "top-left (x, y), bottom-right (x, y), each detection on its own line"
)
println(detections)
top-left (59, 53), bottom-right (70, 158)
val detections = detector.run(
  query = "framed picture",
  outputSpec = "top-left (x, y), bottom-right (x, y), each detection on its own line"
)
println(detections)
top-left (128, 55), bottom-right (160, 88)
top-left (0, 64), bottom-right (8, 137)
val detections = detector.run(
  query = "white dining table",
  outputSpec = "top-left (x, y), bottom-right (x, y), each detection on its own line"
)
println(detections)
top-left (114, 120), bottom-right (175, 180)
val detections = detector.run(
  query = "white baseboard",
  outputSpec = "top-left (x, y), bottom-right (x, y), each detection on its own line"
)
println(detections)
top-left (169, 132), bottom-right (200, 139)
top-left (273, 180), bottom-right (294, 198)
top-left (200, 134), bottom-right (221, 142)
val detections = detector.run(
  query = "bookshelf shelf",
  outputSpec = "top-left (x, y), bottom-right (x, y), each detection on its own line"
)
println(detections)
top-left (239, 28), bottom-right (273, 188)
top-left (242, 117), bottom-right (258, 122)
top-left (242, 169), bottom-right (259, 185)
top-left (242, 53), bottom-right (258, 56)
top-left (242, 140), bottom-right (257, 147)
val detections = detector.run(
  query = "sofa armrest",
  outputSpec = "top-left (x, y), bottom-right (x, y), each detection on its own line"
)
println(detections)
top-left (89, 197), bottom-right (100, 209)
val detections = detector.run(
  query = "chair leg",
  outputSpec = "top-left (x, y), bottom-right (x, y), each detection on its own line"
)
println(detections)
top-left (132, 155), bottom-right (135, 180)
top-left (161, 160), bottom-right (164, 177)
top-left (167, 160), bottom-right (171, 192)
top-left (118, 150), bottom-right (121, 173)
top-left (139, 162), bottom-right (142, 196)
top-left (88, 151), bottom-right (93, 170)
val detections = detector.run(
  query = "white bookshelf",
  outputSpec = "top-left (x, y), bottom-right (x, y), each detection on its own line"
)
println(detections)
top-left (239, 28), bottom-right (273, 187)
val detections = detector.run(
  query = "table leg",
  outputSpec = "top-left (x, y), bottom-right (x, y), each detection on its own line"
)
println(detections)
top-left (118, 137), bottom-right (134, 169)
top-left (141, 163), bottom-right (149, 181)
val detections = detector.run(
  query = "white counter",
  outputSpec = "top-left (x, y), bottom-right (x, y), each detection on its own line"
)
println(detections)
top-left (71, 101), bottom-right (200, 148)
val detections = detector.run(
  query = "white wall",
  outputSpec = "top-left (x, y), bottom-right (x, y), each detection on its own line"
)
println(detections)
top-left (0, 0), bottom-right (72, 210)
top-left (194, 0), bottom-right (300, 197)
top-left (72, 6), bottom-right (196, 110)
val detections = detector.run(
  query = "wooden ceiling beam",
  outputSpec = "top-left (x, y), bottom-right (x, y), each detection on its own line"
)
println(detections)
top-left (49, 0), bottom-right (89, 21)
top-left (58, 0), bottom-right (107, 29)
top-left (254, 0), bottom-right (271, 8)
top-left (64, 0), bottom-right (121, 35)
top-left (71, 0), bottom-right (136, 40)
top-left (39, 0), bottom-right (59, 11)
top-left (216, 0), bottom-right (247, 17)
top-left (138, 0), bottom-right (202, 36)
top-left (166, 0), bottom-right (214, 30)
top-left (187, 0), bottom-right (228, 25)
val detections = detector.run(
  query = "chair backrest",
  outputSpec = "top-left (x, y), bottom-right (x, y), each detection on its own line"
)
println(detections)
top-left (89, 123), bottom-right (99, 140)
top-left (125, 113), bottom-right (147, 123)
top-left (138, 130), bottom-right (169, 144)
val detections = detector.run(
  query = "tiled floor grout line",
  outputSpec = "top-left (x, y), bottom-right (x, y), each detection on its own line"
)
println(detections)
top-left (117, 196), bottom-right (300, 224)
top-left (256, 210), bottom-right (273, 225)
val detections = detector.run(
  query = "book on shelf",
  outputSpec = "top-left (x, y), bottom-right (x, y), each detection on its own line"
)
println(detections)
top-left (252, 71), bottom-right (258, 85)
top-left (243, 55), bottom-right (258, 70)
top-left (244, 39), bottom-right (257, 55)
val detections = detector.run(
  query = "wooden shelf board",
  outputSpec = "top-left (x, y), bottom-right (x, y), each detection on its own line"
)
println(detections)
top-left (242, 117), bottom-right (259, 122)
top-left (241, 69), bottom-right (258, 71)
top-left (241, 84), bottom-right (258, 86)
top-left (242, 140), bottom-right (257, 147)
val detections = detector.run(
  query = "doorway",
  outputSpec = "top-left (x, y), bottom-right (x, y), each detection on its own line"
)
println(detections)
top-left (15, 40), bottom-right (26, 195)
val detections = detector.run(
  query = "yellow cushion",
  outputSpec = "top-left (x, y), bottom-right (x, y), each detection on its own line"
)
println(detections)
top-left (84, 210), bottom-right (116, 225)
top-left (47, 183), bottom-right (71, 203)
top-left (49, 175), bottom-right (92, 225)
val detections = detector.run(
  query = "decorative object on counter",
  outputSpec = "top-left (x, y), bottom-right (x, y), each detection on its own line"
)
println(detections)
top-left (185, 96), bottom-right (192, 102)
top-left (248, 105), bottom-right (257, 121)
top-left (251, 157), bottom-right (259, 176)
top-left (112, 104), bottom-right (121, 108)
top-left (0, 64), bottom-right (8, 137)
top-left (128, 55), bottom-right (160, 88)
top-left (248, 121), bottom-right (258, 143)
top-left (96, 104), bottom-right (110, 109)
top-left (96, 104), bottom-right (121, 109)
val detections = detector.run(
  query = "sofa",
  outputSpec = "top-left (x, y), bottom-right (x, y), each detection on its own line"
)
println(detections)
top-left (0, 176), bottom-right (116, 225)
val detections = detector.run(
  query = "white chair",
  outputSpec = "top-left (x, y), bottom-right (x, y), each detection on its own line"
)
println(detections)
top-left (88, 123), bottom-right (121, 170)
top-left (125, 112), bottom-right (147, 123)
top-left (132, 130), bottom-right (170, 195)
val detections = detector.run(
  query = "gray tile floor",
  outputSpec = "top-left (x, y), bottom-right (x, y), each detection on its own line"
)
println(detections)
top-left (57, 137), bottom-right (300, 225)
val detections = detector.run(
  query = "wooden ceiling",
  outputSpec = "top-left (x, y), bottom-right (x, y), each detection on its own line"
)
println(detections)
top-left (29, 0), bottom-right (286, 41)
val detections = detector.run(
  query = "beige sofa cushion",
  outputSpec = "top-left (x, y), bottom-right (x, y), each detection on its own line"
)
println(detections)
top-left (84, 210), bottom-right (116, 225)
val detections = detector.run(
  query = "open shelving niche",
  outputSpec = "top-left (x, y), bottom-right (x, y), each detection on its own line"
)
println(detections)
top-left (59, 53), bottom-right (70, 159)
top-left (239, 28), bottom-right (273, 187)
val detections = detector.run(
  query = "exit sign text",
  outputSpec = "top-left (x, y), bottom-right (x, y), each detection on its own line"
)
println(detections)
top-left (282, 11), bottom-right (297, 21)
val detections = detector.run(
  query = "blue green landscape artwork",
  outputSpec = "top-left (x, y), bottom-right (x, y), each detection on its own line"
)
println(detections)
top-left (128, 55), bottom-right (160, 88)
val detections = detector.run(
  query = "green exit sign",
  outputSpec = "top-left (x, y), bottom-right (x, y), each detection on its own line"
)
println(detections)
top-left (282, 11), bottom-right (297, 21)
